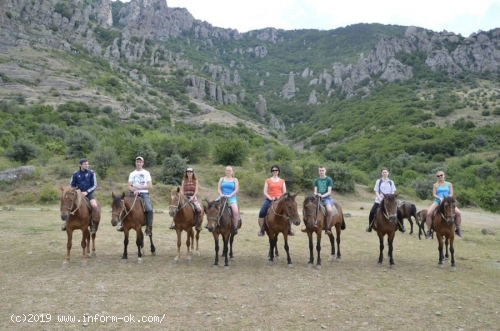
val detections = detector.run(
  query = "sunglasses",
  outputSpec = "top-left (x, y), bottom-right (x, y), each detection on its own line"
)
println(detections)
top-left (271, 169), bottom-right (279, 172)
top-left (436, 174), bottom-right (444, 177)
top-left (186, 170), bottom-right (193, 173)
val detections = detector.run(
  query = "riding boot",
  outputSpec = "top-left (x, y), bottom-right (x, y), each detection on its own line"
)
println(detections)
top-left (195, 209), bottom-right (202, 231)
top-left (366, 219), bottom-right (373, 232)
top-left (257, 217), bottom-right (265, 236)
top-left (145, 211), bottom-right (153, 236)
top-left (90, 207), bottom-right (98, 233)
top-left (117, 222), bottom-right (124, 232)
top-left (398, 220), bottom-right (406, 233)
top-left (455, 223), bottom-right (463, 238)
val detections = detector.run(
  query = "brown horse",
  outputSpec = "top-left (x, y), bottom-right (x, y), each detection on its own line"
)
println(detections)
top-left (416, 209), bottom-right (429, 240)
top-left (168, 187), bottom-right (203, 263)
top-left (111, 192), bottom-right (156, 263)
top-left (399, 201), bottom-right (420, 235)
top-left (204, 197), bottom-right (241, 269)
top-left (374, 193), bottom-right (399, 268)
top-left (302, 196), bottom-right (346, 269)
top-left (265, 192), bottom-right (301, 267)
top-left (59, 186), bottom-right (100, 267)
top-left (432, 196), bottom-right (457, 270)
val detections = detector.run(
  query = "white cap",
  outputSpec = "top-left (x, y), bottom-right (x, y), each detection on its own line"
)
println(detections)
top-left (136, 156), bottom-right (144, 161)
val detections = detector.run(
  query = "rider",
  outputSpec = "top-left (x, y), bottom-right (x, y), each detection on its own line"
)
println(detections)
top-left (217, 165), bottom-right (240, 235)
top-left (312, 165), bottom-right (336, 235)
top-left (366, 167), bottom-right (405, 233)
top-left (170, 167), bottom-right (203, 231)
top-left (118, 156), bottom-right (154, 236)
top-left (257, 165), bottom-right (289, 236)
top-left (63, 158), bottom-right (99, 233)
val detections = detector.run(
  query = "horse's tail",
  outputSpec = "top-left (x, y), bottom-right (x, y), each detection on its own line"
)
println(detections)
top-left (411, 204), bottom-right (417, 218)
top-left (341, 214), bottom-right (346, 230)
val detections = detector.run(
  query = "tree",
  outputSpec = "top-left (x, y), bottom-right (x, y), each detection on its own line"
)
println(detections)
top-left (214, 139), bottom-right (249, 166)
top-left (5, 139), bottom-right (40, 164)
top-left (92, 146), bottom-right (118, 179)
top-left (65, 129), bottom-right (98, 158)
top-left (159, 154), bottom-right (188, 185)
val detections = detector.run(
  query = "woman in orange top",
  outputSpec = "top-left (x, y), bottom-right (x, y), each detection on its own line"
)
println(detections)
top-left (257, 165), bottom-right (289, 236)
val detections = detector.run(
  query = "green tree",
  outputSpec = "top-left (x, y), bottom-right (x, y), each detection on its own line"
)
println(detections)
top-left (92, 146), bottom-right (118, 179)
top-left (159, 154), bottom-right (188, 185)
top-left (65, 129), bottom-right (98, 158)
top-left (5, 139), bottom-right (41, 164)
top-left (214, 139), bottom-right (249, 166)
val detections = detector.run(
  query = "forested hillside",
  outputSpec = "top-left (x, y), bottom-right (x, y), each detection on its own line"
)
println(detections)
top-left (0, 0), bottom-right (499, 211)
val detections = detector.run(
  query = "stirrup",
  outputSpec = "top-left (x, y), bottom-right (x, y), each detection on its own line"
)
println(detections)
top-left (61, 223), bottom-right (66, 231)
top-left (117, 225), bottom-right (124, 232)
top-left (169, 223), bottom-right (176, 230)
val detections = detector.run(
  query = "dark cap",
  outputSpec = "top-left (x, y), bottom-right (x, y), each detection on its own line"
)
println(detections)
top-left (79, 158), bottom-right (88, 165)
top-left (136, 156), bottom-right (144, 161)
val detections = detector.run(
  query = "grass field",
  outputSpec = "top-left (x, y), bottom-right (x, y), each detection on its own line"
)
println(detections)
top-left (1, 195), bottom-right (499, 330)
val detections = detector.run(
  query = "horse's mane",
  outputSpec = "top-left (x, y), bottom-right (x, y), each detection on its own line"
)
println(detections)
top-left (303, 195), bottom-right (316, 207)
top-left (207, 199), bottom-right (219, 208)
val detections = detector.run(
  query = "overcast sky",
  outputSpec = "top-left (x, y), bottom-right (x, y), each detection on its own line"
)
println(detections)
top-left (157, 0), bottom-right (500, 37)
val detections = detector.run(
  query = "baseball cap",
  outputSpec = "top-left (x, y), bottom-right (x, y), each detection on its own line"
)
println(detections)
top-left (79, 158), bottom-right (88, 165)
top-left (136, 156), bottom-right (144, 161)
top-left (186, 167), bottom-right (193, 172)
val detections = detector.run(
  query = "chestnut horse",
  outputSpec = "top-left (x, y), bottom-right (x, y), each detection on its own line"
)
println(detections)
top-left (265, 192), bottom-right (301, 267)
top-left (374, 193), bottom-right (399, 268)
top-left (168, 187), bottom-right (203, 263)
top-left (399, 202), bottom-right (420, 235)
top-left (204, 197), bottom-right (241, 268)
top-left (432, 196), bottom-right (457, 270)
top-left (416, 209), bottom-right (429, 240)
top-left (59, 186), bottom-right (100, 267)
top-left (302, 196), bottom-right (346, 269)
top-left (111, 192), bottom-right (156, 263)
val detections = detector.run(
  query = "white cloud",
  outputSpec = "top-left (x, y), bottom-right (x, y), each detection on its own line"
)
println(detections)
top-left (122, 0), bottom-right (500, 36)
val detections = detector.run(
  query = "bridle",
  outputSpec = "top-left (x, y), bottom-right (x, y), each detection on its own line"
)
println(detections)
top-left (169, 192), bottom-right (190, 217)
top-left (440, 197), bottom-right (456, 223)
top-left (382, 196), bottom-right (397, 220)
top-left (302, 197), bottom-right (321, 227)
top-left (271, 193), bottom-right (297, 222)
top-left (61, 189), bottom-right (82, 215)
top-left (112, 194), bottom-right (138, 222)
top-left (206, 198), bottom-right (230, 227)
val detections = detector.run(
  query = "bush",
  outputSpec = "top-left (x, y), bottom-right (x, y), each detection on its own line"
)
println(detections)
top-left (414, 175), bottom-right (435, 200)
top-left (5, 139), bottom-right (41, 164)
top-left (39, 184), bottom-right (59, 204)
top-left (159, 154), bottom-right (188, 185)
top-left (65, 129), bottom-right (98, 158)
top-left (91, 146), bottom-right (118, 179)
top-left (213, 139), bottom-right (249, 166)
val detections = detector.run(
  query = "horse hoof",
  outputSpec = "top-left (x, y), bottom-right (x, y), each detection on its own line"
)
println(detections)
top-left (229, 257), bottom-right (235, 261)
top-left (267, 261), bottom-right (274, 266)
top-left (224, 266), bottom-right (230, 270)
top-left (151, 252), bottom-right (156, 256)
top-left (194, 251), bottom-right (200, 257)
top-left (80, 261), bottom-right (88, 267)
top-left (213, 265), bottom-right (219, 269)
top-left (451, 266), bottom-right (457, 271)
top-left (307, 263), bottom-right (313, 268)
top-left (137, 258), bottom-right (143, 264)
top-left (390, 264), bottom-right (396, 269)
top-left (377, 262), bottom-right (382, 267)
top-left (90, 252), bottom-right (96, 258)
top-left (336, 257), bottom-right (342, 262)
top-left (62, 262), bottom-right (69, 269)
top-left (186, 258), bottom-right (192, 264)
top-left (438, 264), bottom-right (444, 269)
top-left (315, 265), bottom-right (321, 270)
top-left (287, 263), bottom-right (294, 268)
top-left (174, 259), bottom-right (179, 264)
top-left (120, 259), bottom-right (127, 264)
top-left (328, 256), bottom-right (335, 262)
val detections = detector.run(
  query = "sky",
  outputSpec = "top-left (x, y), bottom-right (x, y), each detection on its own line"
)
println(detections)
top-left (157, 0), bottom-right (500, 37)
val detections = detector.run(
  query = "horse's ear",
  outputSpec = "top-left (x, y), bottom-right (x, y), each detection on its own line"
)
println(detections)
top-left (112, 192), bottom-right (115, 199)
top-left (176, 187), bottom-right (180, 193)
top-left (395, 193), bottom-right (400, 197)
top-left (60, 185), bottom-right (65, 192)
top-left (120, 192), bottom-right (125, 199)
top-left (292, 193), bottom-right (298, 199)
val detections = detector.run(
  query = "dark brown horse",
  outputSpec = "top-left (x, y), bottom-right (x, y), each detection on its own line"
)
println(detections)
top-left (399, 201), bottom-right (420, 235)
top-left (204, 197), bottom-right (241, 268)
top-left (111, 192), bottom-right (156, 263)
top-left (59, 186), bottom-right (100, 267)
top-left (168, 187), bottom-right (203, 263)
top-left (432, 196), bottom-right (457, 270)
top-left (416, 209), bottom-right (429, 240)
top-left (265, 192), bottom-right (301, 267)
top-left (374, 193), bottom-right (399, 268)
top-left (302, 196), bottom-right (346, 269)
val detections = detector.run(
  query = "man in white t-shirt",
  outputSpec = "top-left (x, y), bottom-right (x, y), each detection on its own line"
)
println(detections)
top-left (117, 156), bottom-right (154, 235)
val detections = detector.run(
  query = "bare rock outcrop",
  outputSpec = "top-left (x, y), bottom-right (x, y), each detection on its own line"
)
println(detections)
top-left (281, 72), bottom-right (296, 99)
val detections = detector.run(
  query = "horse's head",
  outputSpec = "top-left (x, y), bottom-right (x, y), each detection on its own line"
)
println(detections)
top-left (110, 192), bottom-right (126, 227)
top-left (381, 193), bottom-right (399, 222)
top-left (203, 199), bottom-right (221, 233)
top-left (60, 186), bottom-right (78, 221)
top-left (439, 196), bottom-right (456, 226)
top-left (302, 195), bottom-right (317, 227)
top-left (281, 192), bottom-right (301, 226)
top-left (168, 187), bottom-right (183, 217)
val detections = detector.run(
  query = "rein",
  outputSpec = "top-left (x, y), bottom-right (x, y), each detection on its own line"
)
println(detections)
top-left (382, 197), bottom-right (397, 220)
top-left (440, 198), bottom-right (456, 222)
top-left (169, 192), bottom-right (191, 217)
top-left (271, 194), bottom-right (295, 222)
top-left (61, 189), bottom-right (83, 215)
top-left (207, 199), bottom-right (230, 227)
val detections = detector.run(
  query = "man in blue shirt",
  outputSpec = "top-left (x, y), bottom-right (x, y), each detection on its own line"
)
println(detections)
top-left (62, 158), bottom-right (100, 233)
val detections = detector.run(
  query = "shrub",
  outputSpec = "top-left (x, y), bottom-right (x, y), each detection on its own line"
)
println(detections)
top-left (5, 139), bottom-right (41, 164)
top-left (159, 154), bottom-right (187, 185)
top-left (65, 129), bottom-right (98, 158)
top-left (213, 139), bottom-right (249, 166)
top-left (39, 184), bottom-right (59, 204)
top-left (91, 146), bottom-right (118, 179)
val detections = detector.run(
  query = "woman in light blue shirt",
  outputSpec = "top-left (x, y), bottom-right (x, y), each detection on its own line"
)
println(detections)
top-left (217, 166), bottom-right (240, 234)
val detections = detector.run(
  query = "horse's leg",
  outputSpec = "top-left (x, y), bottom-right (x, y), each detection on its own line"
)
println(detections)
top-left (149, 231), bottom-right (156, 256)
top-left (213, 233), bottom-right (219, 267)
top-left (186, 229), bottom-right (193, 262)
top-left (388, 232), bottom-right (395, 268)
top-left (377, 233), bottom-right (384, 265)
top-left (445, 237), bottom-right (449, 260)
top-left (194, 228), bottom-right (201, 257)
top-left (174, 229), bottom-right (181, 263)
top-left (90, 232), bottom-right (96, 258)
top-left (274, 235), bottom-right (279, 258)
top-left (335, 226), bottom-right (342, 261)
top-left (284, 234), bottom-right (293, 266)
top-left (408, 217), bottom-right (414, 235)
top-left (327, 231), bottom-right (336, 262)
top-left (80, 228), bottom-right (89, 267)
top-left (223, 234), bottom-right (230, 268)
top-left (450, 235), bottom-right (456, 270)
top-left (63, 229), bottom-right (73, 267)
top-left (307, 232), bottom-right (314, 265)
top-left (316, 231), bottom-right (322, 267)
top-left (268, 235), bottom-right (275, 265)
top-left (229, 233), bottom-right (235, 260)
top-left (122, 229), bottom-right (129, 262)
top-left (437, 234), bottom-right (444, 268)
top-left (136, 227), bottom-right (144, 262)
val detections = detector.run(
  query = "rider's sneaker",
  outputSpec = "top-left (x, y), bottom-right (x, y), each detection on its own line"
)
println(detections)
top-left (90, 224), bottom-right (96, 234)
top-left (232, 228), bottom-right (238, 235)
top-left (366, 226), bottom-right (372, 232)
top-left (258, 229), bottom-right (265, 236)
top-left (288, 228), bottom-right (295, 236)
top-left (455, 228), bottom-right (463, 238)
top-left (145, 227), bottom-right (151, 236)
top-left (61, 223), bottom-right (66, 231)
top-left (425, 230), bottom-right (432, 239)
top-left (398, 224), bottom-right (406, 233)
top-left (325, 228), bottom-right (332, 235)
top-left (117, 226), bottom-right (124, 232)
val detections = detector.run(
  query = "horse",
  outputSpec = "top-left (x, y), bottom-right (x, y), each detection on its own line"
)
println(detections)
top-left (264, 192), bottom-right (301, 267)
top-left (416, 209), bottom-right (429, 240)
top-left (59, 186), bottom-right (100, 267)
top-left (432, 196), bottom-right (457, 270)
top-left (374, 193), bottom-right (399, 268)
top-left (204, 197), bottom-right (241, 269)
top-left (301, 196), bottom-right (346, 269)
top-left (110, 192), bottom-right (156, 263)
top-left (168, 187), bottom-right (203, 263)
top-left (399, 201), bottom-right (420, 235)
